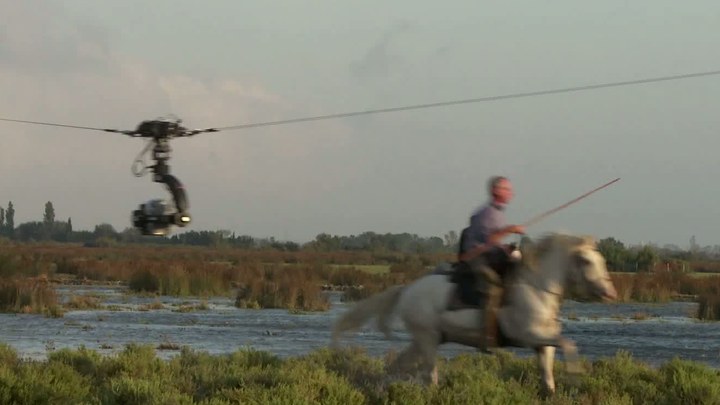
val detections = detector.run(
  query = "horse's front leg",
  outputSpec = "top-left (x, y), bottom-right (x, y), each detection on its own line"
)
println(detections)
top-left (503, 320), bottom-right (582, 375)
top-left (535, 346), bottom-right (556, 397)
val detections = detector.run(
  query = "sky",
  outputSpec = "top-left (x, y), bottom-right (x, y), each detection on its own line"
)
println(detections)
top-left (1, 1), bottom-right (720, 247)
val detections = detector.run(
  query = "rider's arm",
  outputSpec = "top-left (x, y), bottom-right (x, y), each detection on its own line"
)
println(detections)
top-left (459, 209), bottom-right (500, 262)
top-left (458, 226), bottom-right (511, 262)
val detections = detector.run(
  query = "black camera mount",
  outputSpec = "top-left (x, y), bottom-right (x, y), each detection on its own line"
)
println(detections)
top-left (125, 118), bottom-right (206, 235)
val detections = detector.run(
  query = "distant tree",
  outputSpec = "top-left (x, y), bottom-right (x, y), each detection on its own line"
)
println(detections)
top-left (6, 201), bottom-right (14, 235)
top-left (14, 221), bottom-right (46, 241)
top-left (597, 237), bottom-right (629, 271)
top-left (233, 235), bottom-right (256, 249)
top-left (67, 217), bottom-right (73, 233)
top-left (119, 227), bottom-right (143, 243)
top-left (444, 230), bottom-right (459, 249)
top-left (270, 240), bottom-right (299, 251)
top-left (93, 223), bottom-right (118, 240)
top-left (310, 233), bottom-right (340, 251)
top-left (635, 245), bottom-right (658, 272)
top-left (689, 235), bottom-right (700, 260)
top-left (43, 201), bottom-right (55, 226)
top-left (0, 207), bottom-right (4, 228)
top-left (70, 230), bottom-right (94, 243)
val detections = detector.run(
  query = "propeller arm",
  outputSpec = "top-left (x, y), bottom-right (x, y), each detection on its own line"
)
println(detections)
top-left (186, 128), bottom-right (219, 136)
top-left (104, 129), bottom-right (138, 136)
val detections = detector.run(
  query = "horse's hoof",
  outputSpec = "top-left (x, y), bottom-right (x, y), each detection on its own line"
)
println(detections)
top-left (540, 387), bottom-right (555, 400)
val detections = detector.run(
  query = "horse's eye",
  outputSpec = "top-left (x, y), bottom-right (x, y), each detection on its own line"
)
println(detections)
top-left (574, 254), bottom-right (591, 268)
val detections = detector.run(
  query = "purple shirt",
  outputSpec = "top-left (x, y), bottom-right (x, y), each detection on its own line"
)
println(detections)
top-left (462, 202), bottom-right (506, 253)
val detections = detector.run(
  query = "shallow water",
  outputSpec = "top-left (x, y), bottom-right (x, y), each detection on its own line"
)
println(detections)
top-left (1, 286), bottom-right (718, 368)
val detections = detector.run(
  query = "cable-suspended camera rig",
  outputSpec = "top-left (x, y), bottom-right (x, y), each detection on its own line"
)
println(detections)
top-left (106, 116), bottom-right (218, 236)
top-left (1, 68), bottom-right (717, 235)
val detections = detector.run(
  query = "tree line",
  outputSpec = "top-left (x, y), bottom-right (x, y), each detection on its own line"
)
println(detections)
top-left (0, 200), bottom-right (455, 253)
top-left (1, 200), bottom-right (718, 271)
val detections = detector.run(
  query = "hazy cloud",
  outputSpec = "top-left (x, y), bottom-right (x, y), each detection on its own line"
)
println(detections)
top-left (350, 22), bottom-right (413, 81)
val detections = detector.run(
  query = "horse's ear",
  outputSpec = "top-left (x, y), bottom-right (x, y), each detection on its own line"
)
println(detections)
top-left (581, 235), bottom-right (596, 247)
top-left (520, 236), bottom-right (537, 269)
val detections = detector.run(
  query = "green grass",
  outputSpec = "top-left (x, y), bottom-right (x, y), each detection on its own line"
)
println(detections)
top-left (0, 344), bottom-right (717, 404)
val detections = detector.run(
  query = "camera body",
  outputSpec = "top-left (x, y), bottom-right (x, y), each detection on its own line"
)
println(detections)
top-left (132, 199), bottom-right (191, 236)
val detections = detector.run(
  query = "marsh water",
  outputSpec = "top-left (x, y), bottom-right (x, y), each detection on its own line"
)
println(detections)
top-left (1, 285), bottom-right (718, 368)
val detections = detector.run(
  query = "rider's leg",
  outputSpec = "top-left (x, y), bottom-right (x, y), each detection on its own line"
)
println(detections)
top-left (482, 284), bottom-right (502, 350)
top-left (469, 257), bottom-right (502, 352)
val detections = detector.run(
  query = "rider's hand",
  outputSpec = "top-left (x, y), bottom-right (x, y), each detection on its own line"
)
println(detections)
top-left (509, 225), bottom-right (526, 235)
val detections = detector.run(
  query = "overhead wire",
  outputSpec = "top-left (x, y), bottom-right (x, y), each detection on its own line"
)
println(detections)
top-left (1, 69), bottom-right (720, 134)
top-left (210, 69), bottom-right (720, 131)
top-left (0, 117), bottom-right (110, 132)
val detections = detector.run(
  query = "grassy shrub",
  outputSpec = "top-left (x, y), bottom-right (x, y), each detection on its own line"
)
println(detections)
top-left (7, 362), bottom-right (95, 404)
top-left (128, 269), bottom-right (160, 293)
top-left (658, 358), bottom-right (720, 404)
top-left (0, 277), bottom-right (61, 316)
top-left (0, 345), bottom-right (718, 404)
top-left (0, 345), bottom-right (18, 368)
top-left (48, 346), bottom-right (103, 378)
top-left (578, 351), bottom-right (661, 404)
top-left (101, 376), bottom-right (193, 405)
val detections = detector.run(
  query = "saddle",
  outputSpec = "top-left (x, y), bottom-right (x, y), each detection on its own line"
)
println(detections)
top-left (445, 244), bottom-right (520, 311)
top-left (447, 262), bottom-right (486, 310)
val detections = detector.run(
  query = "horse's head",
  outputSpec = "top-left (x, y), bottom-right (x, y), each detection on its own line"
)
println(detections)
top-left (522, 233), bottom-right (617, 302)
top-left (566, 236), bottom-right (617, 301)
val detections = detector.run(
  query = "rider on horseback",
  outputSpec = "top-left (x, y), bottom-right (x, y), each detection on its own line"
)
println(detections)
top-left (459, 176), bottom-right (525, 352)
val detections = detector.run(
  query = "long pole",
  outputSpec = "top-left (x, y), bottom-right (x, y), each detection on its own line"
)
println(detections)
top-left (522, 177), bottom-right (621, 227)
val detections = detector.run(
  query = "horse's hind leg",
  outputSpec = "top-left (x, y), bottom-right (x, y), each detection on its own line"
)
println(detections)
top-left (387, 331), bottom-right (440, 385)
top-left (559, 338), bottom-right (581, 374)
top-left (415, 330), bottom-right (441, 385)
top-left (387, 341), bottom-right (420, 376)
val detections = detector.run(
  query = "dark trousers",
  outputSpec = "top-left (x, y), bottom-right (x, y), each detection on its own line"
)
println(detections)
top-left (468, 247), bottom-right (509, 350)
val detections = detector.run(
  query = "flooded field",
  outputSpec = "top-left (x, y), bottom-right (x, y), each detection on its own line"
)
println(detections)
top-left (1, 285), bottom-right (718, 368)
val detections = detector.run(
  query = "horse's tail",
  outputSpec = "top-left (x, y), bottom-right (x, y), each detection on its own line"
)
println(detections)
top-left (331, 285), bottom-right (405, 346)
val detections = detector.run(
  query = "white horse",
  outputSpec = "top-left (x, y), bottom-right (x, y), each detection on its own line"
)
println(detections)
top-left (332, 233), bottom-right (617, 395)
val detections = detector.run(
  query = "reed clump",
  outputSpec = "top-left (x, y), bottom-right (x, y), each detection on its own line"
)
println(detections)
top-left (235, 264), bottom-right (330, 311)
top-left (128, 261), bottom-right (236, 297)
top-left (696, 276), bottom-right (720, 321)
top-left (0, 276), bottom-right (61, 317)
top-left (610, 270), bottom-right (691, 303)
top-left (63, 294), bottom-right (102, 310)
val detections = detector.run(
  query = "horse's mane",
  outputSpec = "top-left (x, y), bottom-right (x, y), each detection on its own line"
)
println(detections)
top-left (520, 233), bottom-right (595, 271)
